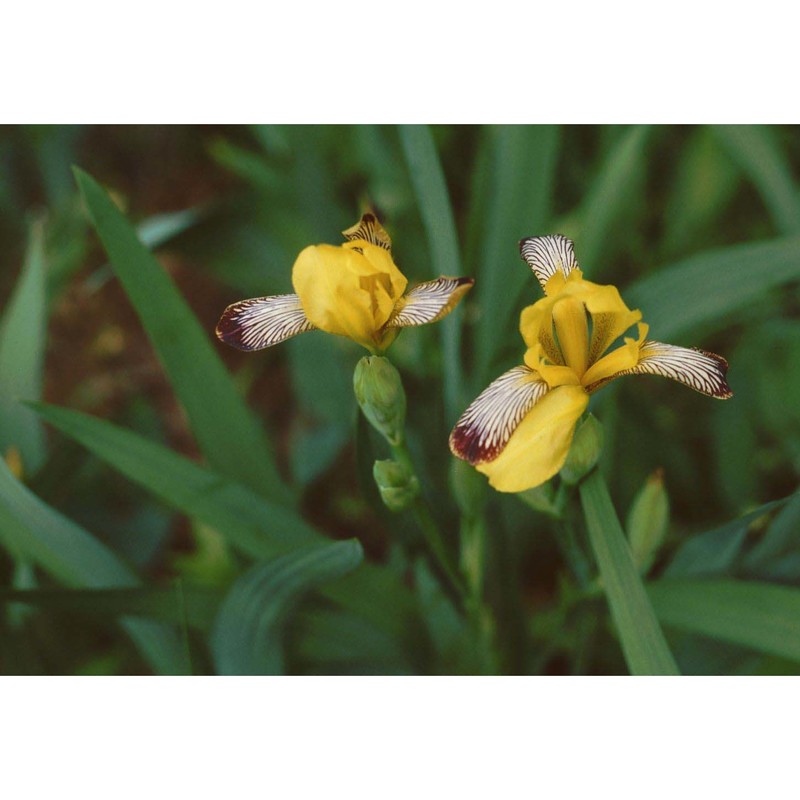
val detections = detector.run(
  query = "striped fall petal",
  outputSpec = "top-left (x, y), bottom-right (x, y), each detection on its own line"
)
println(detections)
top-left (450, 234), bottom-right (732, 493)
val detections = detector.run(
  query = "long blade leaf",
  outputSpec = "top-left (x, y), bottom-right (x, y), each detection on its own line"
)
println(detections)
top-left (399, 124), bottom-right (466, 423)
top-left (0, 457), bottom-right (185, 674)
top-left (0, 585), bottom-right (221, 632)
top-left (32, 401), bottom-right (416, 639)
top-left (579, 469), bottom-right (679, 675)
top-left (211, 539), bottom-right (363, 675)
top-left (73, 167), bottom-right (290, 504)
top-left (648, 578), bottom-right (800, 663)
top-left (712, 125), bottom-right (800, 236)
top-left (471, 125), bottom-right (560, 385)
top-left (0, 218), bottom-right (47, 474)
top-left (625, 235), bottom-right (800, 339)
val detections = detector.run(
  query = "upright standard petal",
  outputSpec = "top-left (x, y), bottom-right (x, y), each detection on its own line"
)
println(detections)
top-left (449, 365), bottom-right (549, 464)
top-left (592, 340), bottom-right (733, 398)
top-left (519, 234), bottom-right (579, 293)
top-left (216, 294), bottom-right (315, 350)
top-left (387, 277), bottom-right (474, 328)
top-left (475, 384), bottom-right (590, 493)
top-left (342, 212), bottom-right (393, 251)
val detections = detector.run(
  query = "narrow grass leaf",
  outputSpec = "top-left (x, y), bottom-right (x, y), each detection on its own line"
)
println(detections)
top-left (0, 456), bottom-right (185, 674)
top-left (0, 219), bottom-right (47, 474)
top-left (0, 586), bottom-right (221, 632)
top-left (32, 401), bottom-right (416, 639)
top-left (471, 126), bottom-right (560, 384)
top-left (648, 578), bottom-right (800, 662)
top-left (625, 235), bottom-right (800, 339)
top-left (211, 539), bottom-right (363, 675)
top-left (579, 469), bottom-right (679, 675)
top-left (742, 491), bottom-right (800, 573)
top-left (664, 497), bottom-right (788, 578)
top-left (31, 402), bottom-right (319, 559)
top-left (399, 124), bottom-right (466, 423)
top-left (712, 125), bottom-right (800, 235)
top-left (578, 125), bottom-right (650, 272)
top-left (74, 167), bottom-right (290, 504)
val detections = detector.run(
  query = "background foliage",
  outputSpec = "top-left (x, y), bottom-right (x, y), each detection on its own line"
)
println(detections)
top-left (0, 124), bottom-right (798, 675)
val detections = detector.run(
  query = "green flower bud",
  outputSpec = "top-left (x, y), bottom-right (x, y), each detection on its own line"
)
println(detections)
top-left (626, 469), bottom-right (670, 573)
top-left (353, 356), bottom-right (406, 446)
top-left (560, 414), bottom-right (604, 486)
top-left (373, 459), bottom-right (419, 512)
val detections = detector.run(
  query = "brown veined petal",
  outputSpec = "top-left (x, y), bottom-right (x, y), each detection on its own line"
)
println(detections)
top-left (449, 365), bottom-right (550, 465)
top-left (216, 294), bottom-right (316, 351)
top-left (519, 234), bottom-right (579, 292)
top-left (386, 277), bottom-right (474, 328)
top-left (586, 340), bottom-right (733, 398)
top-left (342, 212), bottom-right (392, 252)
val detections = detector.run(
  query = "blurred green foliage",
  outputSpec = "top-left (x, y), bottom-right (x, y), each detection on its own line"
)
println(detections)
top-left (1, 124), bottom-right (799, 675)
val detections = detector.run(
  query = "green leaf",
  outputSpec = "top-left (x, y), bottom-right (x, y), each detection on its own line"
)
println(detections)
top-left (32, 401), bottom-right (416, 640)
top-left (0, 585), bottom-right (221, 632)
top-left (661, 127), bottom-right (740, 256)
top-left (664, 497), bottom-right (788, 578)
top-left (712, 125), bottom-right (800, 236)
top-left (0, 456), bottom-right (185, 674)
top-left (577, 125), bottom-right (651, 272)
top-left (31, 402), bottom-right (319, 559)
top-left (470, 125), bottom-right (560, 385)
top-left (292, 607), bottom-right (415, 674)
top-left (625, 235), bottom-right (800, 340)
top-left (648, 579), bottom-right (800, 663)
top-left (579, 469), bottom-right (679, 675)
top-left (73, 167), bottom-right (290, 505)
top-left (211, 539), bottom-right (363, 675)
top-left (399, 124), bottom-right (466, 423)
top-left (742, 491), bottom-right (800, 573)
top-left (0, 218), bottom-right (47, 474)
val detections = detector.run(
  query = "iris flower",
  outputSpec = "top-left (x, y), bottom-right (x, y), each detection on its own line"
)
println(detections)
top-left (216, 213), bottom-right (473, 354)
top-left (450, 235), bottom-right (732, 493)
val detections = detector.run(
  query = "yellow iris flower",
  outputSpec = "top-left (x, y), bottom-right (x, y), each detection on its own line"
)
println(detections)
top-left (217, 213), bottom-right (473, 354)
top-left (450, 235), bottom-right (732, 493)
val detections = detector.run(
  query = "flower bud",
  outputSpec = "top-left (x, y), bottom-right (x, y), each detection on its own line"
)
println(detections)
top-left (560, 414), bottom-right (604, 485)
top-left (626, 469), bottom-right (669, 573)
top-left (353, 356), bottom-right (407, 446)
top-left (373, 459), bottom-right (419, 512)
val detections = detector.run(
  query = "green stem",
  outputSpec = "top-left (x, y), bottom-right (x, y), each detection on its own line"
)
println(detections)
top-left (460, 513), bottom-right (497, 673)
top-left (391, 439), bottom-right (467, 603)
top-left (578, 469), bottom-right (680, 676)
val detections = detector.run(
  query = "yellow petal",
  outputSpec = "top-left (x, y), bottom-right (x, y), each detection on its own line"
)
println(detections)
top-left (476, 384), bottom-right (589, 493)
top-left (582, 283), bottom-right (642, 364)
top-left (523, 342), bottom-right (580, 388)
top-left (520, 298), bottom-right (562, 364)
top-left (292, 243), bottom-right (407, 350)
top-left (552, 295), bottom-right (589, 377)
top-left (582, 322), bottom-right (648, 388)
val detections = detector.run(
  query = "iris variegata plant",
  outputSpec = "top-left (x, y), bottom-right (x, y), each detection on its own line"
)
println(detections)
top-left (450, 235), bottom-right (732, 493)
top-left (216, 213), bottom-right (473, 354)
